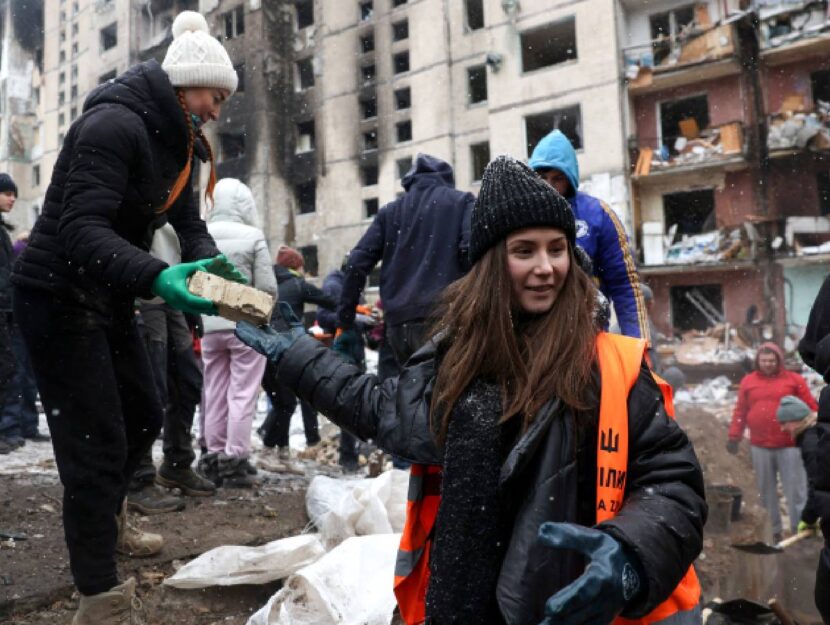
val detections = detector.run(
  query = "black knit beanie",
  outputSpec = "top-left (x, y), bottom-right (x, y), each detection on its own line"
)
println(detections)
top-left (469, 156), bottom-right (575, 264)
top-left (0, 174), bottom-right (17, 196)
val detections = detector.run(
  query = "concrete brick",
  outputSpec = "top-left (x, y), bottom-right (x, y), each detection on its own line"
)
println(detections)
top-left (188, 271), bottom-right (275, 325)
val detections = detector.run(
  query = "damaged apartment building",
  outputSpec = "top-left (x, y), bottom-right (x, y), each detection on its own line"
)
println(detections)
top-left (620, 0), bottom-right (830, 344)
top-left (197, 0), bottom-right (633, 280)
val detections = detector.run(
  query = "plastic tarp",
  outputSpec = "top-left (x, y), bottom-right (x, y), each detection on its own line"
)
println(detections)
top-left (163, 534), bottom-right (326, 589)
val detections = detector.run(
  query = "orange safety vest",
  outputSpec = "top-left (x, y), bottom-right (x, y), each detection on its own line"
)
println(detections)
top-left (393, 332), bottom-right (700, 625)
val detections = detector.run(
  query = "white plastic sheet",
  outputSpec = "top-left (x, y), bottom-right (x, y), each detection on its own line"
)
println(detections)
top-left (163, 534), bottom-right (325, 589)
top-left (246, 534), bottom-right (400, 625)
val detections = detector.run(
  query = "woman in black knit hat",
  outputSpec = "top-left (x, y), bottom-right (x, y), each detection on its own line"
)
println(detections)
top-left (236, 156), bottom-right (706, 625)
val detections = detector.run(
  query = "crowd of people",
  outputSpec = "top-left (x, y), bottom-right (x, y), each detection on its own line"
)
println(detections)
top-left (1, 8), bottom-right (830, 625)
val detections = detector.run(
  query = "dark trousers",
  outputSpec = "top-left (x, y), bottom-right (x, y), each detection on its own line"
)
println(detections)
top-left (0, 319), bottom-right (40, 438)
top-left (260, 361), bottom-right (320, 448)
top-left (0, 312), bottom-right (16, 434)
top-left (133, 304), bottom-right (201, 485)
top-left (817, 522), bottom-right (830, 623)
top-left (14, 286), bottom-right (163, 595)
top-left (386, 319), bottom-right (427, 367)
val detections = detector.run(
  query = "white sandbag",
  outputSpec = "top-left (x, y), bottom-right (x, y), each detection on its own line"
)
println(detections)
top-left (247, 533), bottom-right (400, 625)
top-left (163, 534), bottom-right (325, 589)
top-left (305, 469), bottom-right (408, 548)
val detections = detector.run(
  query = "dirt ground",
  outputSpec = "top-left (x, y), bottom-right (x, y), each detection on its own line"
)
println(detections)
top-left (0, 470), bottom-right (310, 625)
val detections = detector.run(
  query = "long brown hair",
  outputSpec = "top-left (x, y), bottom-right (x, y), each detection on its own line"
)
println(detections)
top-left (429, 240), bottom-right (598, 443)
top-left (159, 89), bottom-right (217, 213)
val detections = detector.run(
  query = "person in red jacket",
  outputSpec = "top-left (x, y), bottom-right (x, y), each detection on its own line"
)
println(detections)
top-left (727, 342), bottom-right (817, 542)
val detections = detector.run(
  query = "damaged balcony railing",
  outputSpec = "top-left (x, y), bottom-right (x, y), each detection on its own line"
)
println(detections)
top-left (632, 122), bottom-right (746, 177)
top-left (754, 0), bottom-right (830, 50)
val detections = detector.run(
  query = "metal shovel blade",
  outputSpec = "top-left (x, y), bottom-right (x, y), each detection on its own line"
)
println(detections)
top-left (731, 529), bottom-right (815, 555)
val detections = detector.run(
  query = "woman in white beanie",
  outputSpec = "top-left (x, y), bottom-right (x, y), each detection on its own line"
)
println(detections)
top-left (198, 178), bottom-right (277, 488)
top-left (11, 11), bottom-right (243, 624)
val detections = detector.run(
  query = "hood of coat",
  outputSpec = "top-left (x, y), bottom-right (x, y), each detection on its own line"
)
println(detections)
top-left (756, 341), bottom-right (784, 375)
top-left (402, 154), bottom-right (456, 192)
top-left (84, 60), bottom-right (189, 154)
top-left (274, 264), bottom-right (300, 284)
top-left (209, 178), bottom-right (260, 227)
top-left (527, 130), bottom-right (580, 198)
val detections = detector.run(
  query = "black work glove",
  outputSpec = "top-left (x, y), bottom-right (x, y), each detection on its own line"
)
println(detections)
top-left (726, 439), bottom-right (739, 455)
top-left (235, 302), bottom-right (306, 365)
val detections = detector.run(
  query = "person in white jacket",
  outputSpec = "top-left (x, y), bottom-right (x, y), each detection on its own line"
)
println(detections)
top-left (199, 178), bottom-right (277, 487)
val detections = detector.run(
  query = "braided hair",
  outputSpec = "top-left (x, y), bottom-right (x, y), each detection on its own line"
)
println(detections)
top-left (159, 89), bottom-right (217, 213)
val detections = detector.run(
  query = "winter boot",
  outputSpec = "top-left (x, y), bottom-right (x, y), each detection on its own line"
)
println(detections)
top-left (156, 463), bottom-right (216, 497)
top-left (241, 458), bottom-right (259, 476)
top-left (217, 453), bottom-right (256, 488)
top-left (72, 577), bottom-right (144, 625)
top-left (257, 447), bottom-right (287, 473)
top-left (277, 447), bottom-right (305, 475)
top-left (126, 485), bottom-right (184, 515)
top-left (115, 502), bottom-right (163, 557)
top-left (197, 452), bottom-right (222, 487)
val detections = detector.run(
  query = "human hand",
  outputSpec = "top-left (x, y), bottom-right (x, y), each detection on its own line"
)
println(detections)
top-left (332, 328), bottom-right (360, 363)
top-left (235, 302), bottom-right (305, 364)
top-left (152, 259), bottom-right (219, 315)
top-left (798, 519), bottom-right (820, 534)
top-left (204, 254), bottom-right (247, 284)
top-left (538, 523), bottom-right (642, 625)
top-left (726, 440), bottom-right (739, 455)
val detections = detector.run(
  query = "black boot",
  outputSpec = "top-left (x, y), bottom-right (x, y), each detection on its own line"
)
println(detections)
top-left (157, 462), bottom-right (216, 497)
top-left (126, 484), bottom-right (185, 515)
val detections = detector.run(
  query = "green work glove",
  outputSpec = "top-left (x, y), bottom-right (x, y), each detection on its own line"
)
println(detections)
top-left (151, 255), bottom-right (245, 315)
top-left (798, 519), bottom-right (820, 534)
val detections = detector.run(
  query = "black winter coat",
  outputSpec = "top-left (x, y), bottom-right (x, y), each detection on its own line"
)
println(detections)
top-left (0, 219), bottom-right (12, 312)
top-left (276, 334), bottom-right (706, 624)
top-left (337, 155), bottom-right (475, 328)
top-left (271, 265), bottom-right (335, 329)
top-left (12, 60), bottom-right (218, 315)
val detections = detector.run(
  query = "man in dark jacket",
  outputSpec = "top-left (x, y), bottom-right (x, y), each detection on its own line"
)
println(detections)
top-left (797, 276), bottom-right (830, 623)
top-left (336, 154), bottom-right (475, 365)
top-left (0, 173), bottom-right (18, 454)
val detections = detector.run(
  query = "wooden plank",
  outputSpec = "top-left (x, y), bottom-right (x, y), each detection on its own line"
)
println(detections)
top-left (695, 3), bottom-right (712, 28)
top-left (679, 118), bottom-right (701, 139)
top-left (719, 122), bottom-right (743, 154)
top-left (635, 147), bottom-right (653, 176)
top-left (678, 23), bottom-right (735, 65)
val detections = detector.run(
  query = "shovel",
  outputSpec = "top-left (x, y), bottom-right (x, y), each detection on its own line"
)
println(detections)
top-left (731, 529), bottom-right (815, 555)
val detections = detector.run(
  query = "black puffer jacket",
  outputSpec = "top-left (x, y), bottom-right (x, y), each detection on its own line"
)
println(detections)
top-left (271, 265), bottom-right (335, 329)
top-left (276, 334), bottom-right (706, 624)
top-left (0, 219), bottom-right (12, 312)
top-left (12, 60), bottom-right (218, 314)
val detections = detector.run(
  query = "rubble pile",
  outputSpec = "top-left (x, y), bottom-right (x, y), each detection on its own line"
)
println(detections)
top-left (662, 325), bottom-right (755, 366)
top-left (664, 227), bottom-right (750, 265)
top-left (767, 99), bottom-right (830, 152)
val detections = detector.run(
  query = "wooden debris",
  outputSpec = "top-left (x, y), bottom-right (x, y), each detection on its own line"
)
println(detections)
top-left (188, 272), bottom-right (274, 325)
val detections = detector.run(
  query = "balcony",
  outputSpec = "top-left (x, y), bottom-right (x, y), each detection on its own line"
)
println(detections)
top-left (632, 121), bottom-right (747, 184)
top-left (767, 101), bottom-right (830, 156)
top-left (624, 23), bottom-right (740, 96)
top-left (757, 1), bottom-right (830, 65)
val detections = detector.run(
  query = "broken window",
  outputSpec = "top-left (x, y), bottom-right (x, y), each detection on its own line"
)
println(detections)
top-left (360, 94), bottom-right (377, 119)
top-left (296, 120), bottom-right (315, 153)
top-left (72, 42), bottom-right (78, 56)
top-left (361, 63), bottom-right (376, 83)
top-left (219, 132), bottom-right (245, 160)
top-left (364, 198), bottom-right (379, 218)
top-left (361, 164), bottom-right (379, 186)
top-left (465, 0), bottom-right (484, 31)
top-left (817, 171), bottom-right (830, 215)
top-left (71, 65), bottom-right (77, 79)
top-left (396, 120), bottom-right (412, 143)
top-left (649, 6), bottom-right (695, 66)
top-left (521, 18), bottom-right (576, 72)
top-left (663, 189), bottom-right (715, 239)
top-left (100, 23), bottom-right (117, 51)
top-left (467, 65), bottom-right (487, 104)
top-left (364, 129), bottom-right (378, 151)
top-left (471, 141), bottom-right (490, 182)
top-left (296, 57), bottom-right (314, 89)
top-left (392, 19), bottom-right (408, 42)
top-left (360, 1), bottom-right (373, 22)
top-left (70, 85), bottom-right (77, 100)
top-left (60, 50), bottom-right (66, 63)
top-left (60, 29), bottom-right (66, 42)
top-left (295, 0), bottom-right (313, 30)
top-left (525, 104), bottom-right (583, 154)
top-left (59, 112), bottom-right (65, 127)
top-left (660, 95), bottom-right (709, 155)
top-left (397, 157), bottom-right (412, 179)
top-left (33, 165), bottom-right (40, 187)
top-left (360, 32), bottom-right (375, 53)
top-left (395, 87), bottom-right (411, 110)
top-left (235, 64), bottom-right (245, 93)
top-left (295, 181), bottom-right (316, 214)
top-left (811, 69), bottom-right (830, 106)
top-left (99, 69), bottom-right (117, 84)
top-left (58, 91), bottom-right (65, 106)
top-left (70, 105), bottom-right (77, 119)
top-left (299, 245), bottom-right (318, 276)
top-left (392, 0), bottom-right (407, 6)
top-left (393, 51), bottom-right (410, 74)
top-left (59, 71), bottom-right (66, 84)
top-left (670, 284), bottom-right (723, 332)
top-left (224, 5), bottom-right (244, 39)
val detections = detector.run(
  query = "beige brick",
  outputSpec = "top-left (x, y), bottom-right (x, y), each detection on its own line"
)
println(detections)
top-left (188, 271), bottom-right (275, 326)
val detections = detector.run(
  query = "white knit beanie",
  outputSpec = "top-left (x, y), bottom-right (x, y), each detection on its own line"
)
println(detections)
top-left (162, 11), bottom-right (238, 95)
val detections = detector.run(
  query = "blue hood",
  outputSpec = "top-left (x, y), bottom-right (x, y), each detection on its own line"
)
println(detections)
top-left (402, 153), bottom-right (455, 191)
top-left (528, 130), bottom-right (579, 197)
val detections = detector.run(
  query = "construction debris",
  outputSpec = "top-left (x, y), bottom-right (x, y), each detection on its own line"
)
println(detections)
top-left (664, 227), bottom-right (751, 265)
top-left (188, 271), bottom-right (275, 325)
top-left (768, 99), bottom-right (830, 152)
top-left (634, 122), bottom-right (744, 176)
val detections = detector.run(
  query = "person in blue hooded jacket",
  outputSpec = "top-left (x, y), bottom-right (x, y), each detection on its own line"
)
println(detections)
top-left (529, 130), bottom-right (648, 340)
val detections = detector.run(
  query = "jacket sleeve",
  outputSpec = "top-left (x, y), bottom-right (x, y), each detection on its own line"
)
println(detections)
top-left (167, 181), bottom-right (220, 263)
top-left (301, 278), bottom-right (336, 310)
top-left (728, 381), bottom-right (749, 441)
top-left (58, 108), bottom-right (167, 297)
top-left (337, 212), bottom-right (385, 329)
top-left (594, 203), bottom-right (648, 341)
top-left (251, 236), bottom-right (278, 299)
top-left (458, 194), bottom-right (474, 272)
top-left (794, 373), bottom-right (818, 410)
top-left (316, 278), bottom-right (340, 331)
top-left (598, 364), bottom-right (706, 617)
top-left (798, 274), bottom-right (830, 374)
top-left (276, 334), bottom-right (442, 464)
